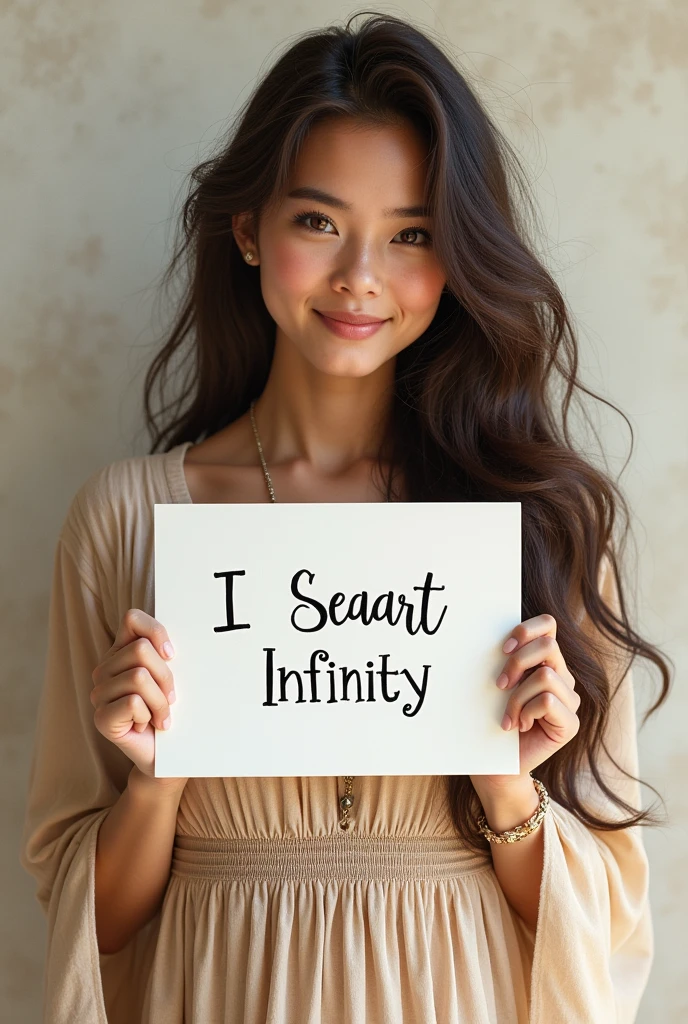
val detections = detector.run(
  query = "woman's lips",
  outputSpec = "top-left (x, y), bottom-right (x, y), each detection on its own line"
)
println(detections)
top-left (314, 310), bottom-right (389, 339)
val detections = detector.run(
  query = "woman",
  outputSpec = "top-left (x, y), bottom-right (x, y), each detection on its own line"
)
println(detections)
top-left (20, 11), bottom-right (669, 1023)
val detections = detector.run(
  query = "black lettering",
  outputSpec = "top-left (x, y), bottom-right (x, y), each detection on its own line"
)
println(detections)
top-left (340, 667), bottom-right (364, 703)
top-left (377, 653), bottom-right (400, 702)
top-left (328, 592), bottom-right (346, 625)
top-left (279, 667), bottom-right (306, 703)
top-left (371, 591), bottom-right (404, 627)
top-left (213, 570), bottom-right (250, 632)
top-left (366, 660), bottom-right (375, 702)
top-left (303, 649), bottom-right (329, 703)
top-left (290, 569), bottom-right (328, 632)
top-left (262, 647), bottom-right (277, 705)
top-left (401, 665), bottom-right (431, 717)
top-left (412, 572), bottom-right (447, 635)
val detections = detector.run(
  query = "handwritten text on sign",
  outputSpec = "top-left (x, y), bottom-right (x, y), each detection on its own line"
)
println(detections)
top-left (217, 566), bottom-right (446, 717)
top-left (153, 502), bottom-right (521, 778)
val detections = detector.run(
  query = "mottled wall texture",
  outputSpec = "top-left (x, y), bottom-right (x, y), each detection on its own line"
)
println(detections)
top-left (2, 1), bottom-right (685, 1020)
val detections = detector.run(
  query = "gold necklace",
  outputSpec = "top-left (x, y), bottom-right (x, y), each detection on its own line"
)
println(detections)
top-left (249, 399), bottom-right (356, 832)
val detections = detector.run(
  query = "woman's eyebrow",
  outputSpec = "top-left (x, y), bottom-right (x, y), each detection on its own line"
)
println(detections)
top-left (287, 186), bottom-right (429, 218)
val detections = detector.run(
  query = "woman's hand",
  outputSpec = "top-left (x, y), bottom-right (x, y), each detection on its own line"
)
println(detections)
top-left (471, 613), bottom-right (581, 798)
top-left (90, 608), bottom-right (188, 786)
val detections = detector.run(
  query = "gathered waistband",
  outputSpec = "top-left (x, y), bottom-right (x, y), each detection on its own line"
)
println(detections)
top-left (170, 834), bottom-right (491, 882)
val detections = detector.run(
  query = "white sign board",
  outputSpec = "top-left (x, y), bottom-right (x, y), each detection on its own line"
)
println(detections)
top-left (154, 502), bottom-right (521, 777)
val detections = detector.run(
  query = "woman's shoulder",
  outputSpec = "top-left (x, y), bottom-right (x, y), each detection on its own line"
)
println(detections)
top-left (58, 443), bottom-right (187, 568)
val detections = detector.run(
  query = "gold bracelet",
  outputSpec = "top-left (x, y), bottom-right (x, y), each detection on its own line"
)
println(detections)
top-left (476, 775), bottom-right (549, 844)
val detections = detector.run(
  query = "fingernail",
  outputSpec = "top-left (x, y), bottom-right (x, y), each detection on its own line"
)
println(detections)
top-left (496, 673), bottom-right (509, 689)
top-left (162, 716), bottom-right (171, 730)
top-left (501, 713), bottom-right (511, 731)
top-left (503, 638), bottom-right (518, 654)
top-left (168, 690), bottom-right (176, 704)
top-left (163, 641), bottom-right (175, 659)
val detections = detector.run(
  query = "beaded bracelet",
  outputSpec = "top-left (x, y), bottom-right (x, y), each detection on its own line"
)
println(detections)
top-left (476, 775), bottom-right (549, 844)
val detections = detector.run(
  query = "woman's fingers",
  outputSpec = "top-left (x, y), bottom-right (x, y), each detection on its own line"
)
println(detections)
top-left (498, 627), bottom-right (576, 691)
top-left (101, 634), bottom-right (175, 702)
top-left (91, 664), bottom-right (173, 732)
top-left (518, 690), bottom-right (580, 743)
top-left (501, 664), bottom-right (581, 730)
top-left (92, 614), bottom-right (176, 728)
top-left (504, 612), bottom-right (557, 648)
top-left (495, 613), bottom-right (581, 762)
top-left (89, 608), bottom-right (179, 779)
top-left (94, 692), bottom-right (155, 740)
top-left (108, 608), bottom-right (176, 674)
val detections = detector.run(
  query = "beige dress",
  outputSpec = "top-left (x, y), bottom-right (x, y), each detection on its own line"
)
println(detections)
top-left (20, 443), bottom-right (653, 1023)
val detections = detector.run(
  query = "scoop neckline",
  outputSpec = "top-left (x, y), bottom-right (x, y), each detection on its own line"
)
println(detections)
top-left (164, 441), bottom-right (195, 504)
top-left (163, 439), bottom-right (399, 505)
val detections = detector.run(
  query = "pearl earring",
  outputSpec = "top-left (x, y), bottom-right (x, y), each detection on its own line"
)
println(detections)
top-left (244, 251), bottom-right (254, 262)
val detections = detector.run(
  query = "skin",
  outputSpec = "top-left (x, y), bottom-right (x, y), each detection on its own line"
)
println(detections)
top-left (92, 116), bottom-right (581, 943)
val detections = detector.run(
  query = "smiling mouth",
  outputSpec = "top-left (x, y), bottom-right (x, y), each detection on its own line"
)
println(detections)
top-left (314, 310), bottom-right (389, 325)
top-left (313, 310), bottom-right (390, 338)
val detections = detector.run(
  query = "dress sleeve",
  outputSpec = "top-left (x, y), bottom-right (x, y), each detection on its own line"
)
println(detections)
top-left (19, 499), bottom-right (162, 1024)
top-left (517, 554), bottom-right (653, 1024)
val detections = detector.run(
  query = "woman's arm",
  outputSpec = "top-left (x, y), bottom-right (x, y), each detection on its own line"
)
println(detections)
top-left (472, 776), bottom-right (544, 930)
top-left (94, 766), bottom-right (186, 955)
top-left (470, 555), bottom-right (653, 1022)
top-left (470, 608), bottom-right (582, 931)
top-left (20, 467), bottom-right (195, 1022)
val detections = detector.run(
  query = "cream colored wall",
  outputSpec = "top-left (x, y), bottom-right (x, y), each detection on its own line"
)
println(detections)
top-left (2, 2), bottom-right (685, 1020)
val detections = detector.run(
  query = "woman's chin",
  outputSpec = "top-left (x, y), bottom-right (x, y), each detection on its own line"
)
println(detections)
top-left (306, 351), bottom-right (390, 379)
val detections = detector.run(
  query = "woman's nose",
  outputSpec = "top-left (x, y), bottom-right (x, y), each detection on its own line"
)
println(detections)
top-left (330, 248), bottom-right (383, 297)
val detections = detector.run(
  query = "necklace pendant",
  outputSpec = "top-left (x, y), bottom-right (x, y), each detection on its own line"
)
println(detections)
top-left (339, 776), bottom-right (355, 831)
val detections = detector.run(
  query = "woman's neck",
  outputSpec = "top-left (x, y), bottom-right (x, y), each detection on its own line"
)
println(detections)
top-left (255, 335), bottom-right (396, 475)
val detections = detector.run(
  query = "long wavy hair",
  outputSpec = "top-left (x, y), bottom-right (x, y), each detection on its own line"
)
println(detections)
top-left (142, 10), bottom-right (671, 850)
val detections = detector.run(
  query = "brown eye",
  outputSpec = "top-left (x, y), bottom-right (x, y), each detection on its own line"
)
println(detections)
top-left (394, 227), bottom-right (432, 247)
top-left (293, 210), bottom-right (335, 233)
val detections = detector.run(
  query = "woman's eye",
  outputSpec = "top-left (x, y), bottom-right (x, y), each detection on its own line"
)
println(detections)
top-left (292, 210), bottom-right (335, 233)
top-left (393, 227), bottom-right (433, 247)
top-left (291, 210), bottom-right (432, 247)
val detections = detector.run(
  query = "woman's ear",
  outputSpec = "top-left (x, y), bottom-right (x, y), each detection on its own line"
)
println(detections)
top-left (232, 211), bottom-right (260, 264)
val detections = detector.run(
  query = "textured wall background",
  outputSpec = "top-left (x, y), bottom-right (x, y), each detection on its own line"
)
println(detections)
top-left (2, 2), bottom-right (685, 1020)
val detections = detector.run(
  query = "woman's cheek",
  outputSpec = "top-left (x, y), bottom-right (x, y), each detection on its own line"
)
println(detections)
top-left (264, 239), bottom-right (323, 297)
top-left (395, 264), bottom-right (445, 316)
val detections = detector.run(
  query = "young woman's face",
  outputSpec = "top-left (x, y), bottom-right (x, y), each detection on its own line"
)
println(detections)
top-left (244, 117), bottom-right (447, 379)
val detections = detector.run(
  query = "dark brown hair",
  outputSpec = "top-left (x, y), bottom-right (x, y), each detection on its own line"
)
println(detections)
top-left (142, 10), bottom-right (670, 850)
